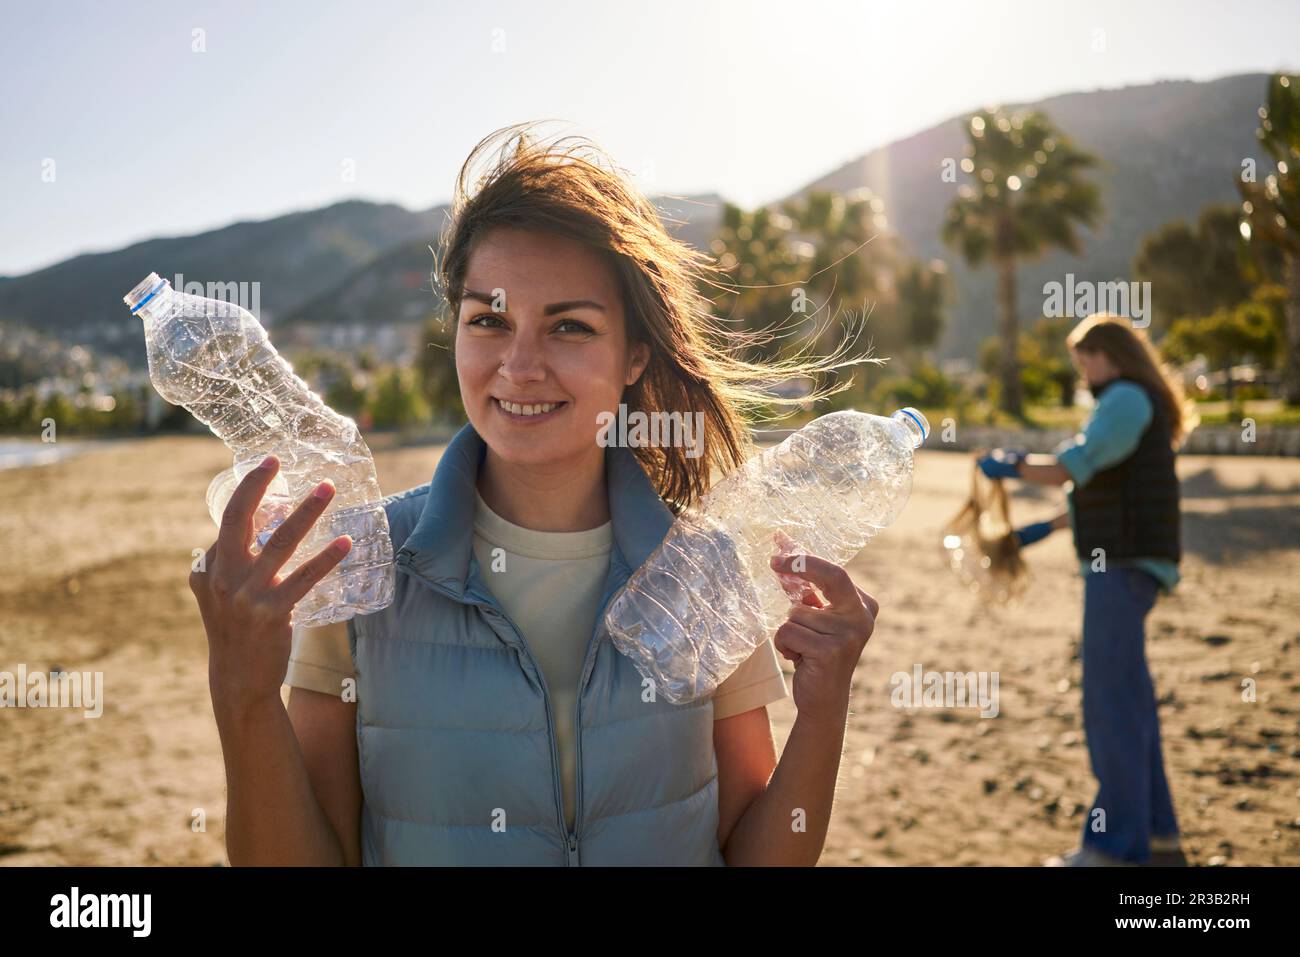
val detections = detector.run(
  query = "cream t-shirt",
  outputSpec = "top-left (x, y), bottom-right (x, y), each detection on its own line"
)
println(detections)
top-left (285, 490), bottom-right (789, 832)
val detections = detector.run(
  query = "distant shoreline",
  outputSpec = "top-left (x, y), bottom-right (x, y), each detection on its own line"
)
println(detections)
top-left (0, 439), bottom-right (102, 471)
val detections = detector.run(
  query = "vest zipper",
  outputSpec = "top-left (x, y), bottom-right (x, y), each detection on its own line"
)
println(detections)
top-left (477, 569), bottom-right (621, 866)
top-left (474, 598), bottom-right (574, 865)
top-left (395, 556), bottom-right (574, 864)
top-left (570, 573), bottom-right (626, 861)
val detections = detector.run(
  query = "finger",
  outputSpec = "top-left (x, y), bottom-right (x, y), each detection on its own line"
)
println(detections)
top-left (856, 586), bottom-right (880, 619)
top-left (771, 531), bottom-right (827, 607)
top-left (774, 567), bottom-right (824, 606)
top-left (772, 529), bottom-right (798, 552)
top-left (188, 543), bottom-right (219, 610)
top-left (189, 542), bottom-right (217, 580)
top-left (249, 479), bottom-right (336, 586)
top-left (774, 619), bottom-right (821, 662)
top-left (768, 551), bottom-right (859, 608)
top-left (272, 535), bottom-right (352, 610)
top-left (785, 603), bottom-right (837, 636)
top-left (799, 586), bottom-right (827, 608)
top-left (216, 455), bottom-right (279, 569)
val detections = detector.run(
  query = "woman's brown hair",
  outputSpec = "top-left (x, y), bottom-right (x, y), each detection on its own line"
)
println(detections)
top-left (1066, 313), bottom-right (1198, 448)
top-left (435, 122), bottom-right (869, 511)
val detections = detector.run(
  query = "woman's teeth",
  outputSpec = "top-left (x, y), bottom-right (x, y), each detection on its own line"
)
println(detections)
top-left (497, 399), bottom-right (561, 416)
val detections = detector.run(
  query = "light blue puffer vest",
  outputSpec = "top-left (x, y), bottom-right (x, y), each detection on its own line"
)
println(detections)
top-left (348, 423), bottom-right (725, 866)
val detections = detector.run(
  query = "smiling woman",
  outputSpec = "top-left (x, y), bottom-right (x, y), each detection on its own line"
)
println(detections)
top-left (436, 123), bottom-right (864, 513)
top-left (454, 226), bottom-right (644, 497)
top-left (201, 121), bottom-right (882, 868)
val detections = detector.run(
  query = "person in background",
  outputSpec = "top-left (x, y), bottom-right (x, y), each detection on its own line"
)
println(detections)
top-left (979, 313), bottom-right (1197, 867)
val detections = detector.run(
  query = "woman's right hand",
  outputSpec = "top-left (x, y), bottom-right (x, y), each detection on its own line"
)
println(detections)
top-left (189, 454), bottom-right (352, 721)
top-left (977, 448), bottom-right (1025, 480)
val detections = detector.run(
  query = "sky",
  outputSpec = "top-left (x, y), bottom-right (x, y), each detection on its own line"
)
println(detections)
top-left (1, 0), bottom-right (1297, 276)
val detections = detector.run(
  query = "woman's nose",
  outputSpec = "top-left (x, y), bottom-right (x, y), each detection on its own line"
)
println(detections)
top-left (497, 340), bottom-right (546, 383)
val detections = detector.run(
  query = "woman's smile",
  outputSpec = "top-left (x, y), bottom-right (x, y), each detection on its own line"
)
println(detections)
top-left (492, 396), bottom-right (569, 423)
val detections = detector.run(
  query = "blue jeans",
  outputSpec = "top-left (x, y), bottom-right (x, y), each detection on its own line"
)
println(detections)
top-left (1079, 567), bottom-right (1179, 862)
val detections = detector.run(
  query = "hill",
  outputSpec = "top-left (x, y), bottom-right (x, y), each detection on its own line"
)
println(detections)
top-left (793, 73), bottom-right (1270, 356)
top-left (0, 200), bottom-right (444, 363)
top-left (0, 74), bottom-right (1275, 364)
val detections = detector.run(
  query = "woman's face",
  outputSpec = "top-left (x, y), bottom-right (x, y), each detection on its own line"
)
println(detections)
top-left (455, 226), bottom-right (649, 472)
top-left (1071, 345), bottom-right (1120, 387)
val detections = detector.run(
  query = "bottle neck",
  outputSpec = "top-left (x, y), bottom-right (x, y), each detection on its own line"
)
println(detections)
top-left (125, 275), bottom-right (177, 326)
top-left (891, 408), bottom-right (929, 449)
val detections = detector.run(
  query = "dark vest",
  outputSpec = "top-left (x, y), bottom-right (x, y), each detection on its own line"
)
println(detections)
top-left (1069, 378), bottom-right (1181, 564)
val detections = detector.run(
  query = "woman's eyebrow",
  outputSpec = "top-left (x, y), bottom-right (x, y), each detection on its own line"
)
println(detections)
top-left (462, 288), bottom-right (605, 315)
top-left (542, 299), bottom-right (606, 316)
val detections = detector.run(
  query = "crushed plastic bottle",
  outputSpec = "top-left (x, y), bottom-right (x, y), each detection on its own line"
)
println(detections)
top-left (604, 408), bottom-right (928, 704)
top-left (123, 272), bottom-right (394, 626)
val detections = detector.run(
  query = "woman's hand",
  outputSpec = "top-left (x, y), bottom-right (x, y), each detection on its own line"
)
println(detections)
top-left (768, 549), bottom-right (879, 728)
top-left (977, 448), bottom-right (1024, 479)
top-left (189, 454), bottom-right (352, 721)
top-left (1013, 520), bottom-right (1056, 548)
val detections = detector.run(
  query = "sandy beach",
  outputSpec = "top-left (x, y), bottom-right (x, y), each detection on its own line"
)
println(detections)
top-left (1, 434), bottom-right (1297, 866)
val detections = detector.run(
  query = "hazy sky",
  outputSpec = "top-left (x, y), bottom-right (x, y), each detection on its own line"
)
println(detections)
top-left (2, 0), bottom-right (1297, 276)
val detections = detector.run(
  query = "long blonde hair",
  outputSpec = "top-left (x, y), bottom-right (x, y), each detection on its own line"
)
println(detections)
top-left (436, 122), bottom-right (867, 511)
top-left (1066, 313), bottom-right (1197, 447)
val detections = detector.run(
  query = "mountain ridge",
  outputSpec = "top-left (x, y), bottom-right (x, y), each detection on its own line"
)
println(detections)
top-left (0, 73), bottom-right (1275, 363)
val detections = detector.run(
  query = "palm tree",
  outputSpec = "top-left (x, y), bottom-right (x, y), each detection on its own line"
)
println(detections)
top-left (709, 203), bottom-right (808, 362)
top-left (896, 259), bottom-right (949, 357)
top-left (781, 189), bottom-right (895, 366)
top-left (1239, 73), bottom-right (1300, 405)
top-left (711, 191), bottom-right (894, 362)
top-left (1134, 203), bottom-right (1278, 332)
top-left (943, 109), bottom-right (1100, 417)
top-left (782, 189), bottom-right (889, 308)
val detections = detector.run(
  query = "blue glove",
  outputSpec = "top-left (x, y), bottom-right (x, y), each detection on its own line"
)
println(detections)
top-left (977, 449), bottom-right (1024, 480)
top-left (1014, 521), bottom-right (1055, 548)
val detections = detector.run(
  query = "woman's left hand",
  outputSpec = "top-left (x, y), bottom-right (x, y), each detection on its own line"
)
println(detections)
top-left (768, 549), bottom-right (879, 727)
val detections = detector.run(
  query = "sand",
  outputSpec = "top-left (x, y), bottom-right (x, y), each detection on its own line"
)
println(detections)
top-left (1, 434), bottom-right (1297, 866)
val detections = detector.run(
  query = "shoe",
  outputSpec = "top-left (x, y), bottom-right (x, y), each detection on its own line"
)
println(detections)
top-left (1043, 845), bottom-right (1138, 867)
top-left (1146, 847), bottom-right (1188, 866)
top-left (1146, 837), bottom-right (1188, 867)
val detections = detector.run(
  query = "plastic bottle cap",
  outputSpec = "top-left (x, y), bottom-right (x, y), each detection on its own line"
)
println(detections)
top-left (896, 407), bottom-right (930, 447)
top-left (124, 272), bottom-right (169, 314)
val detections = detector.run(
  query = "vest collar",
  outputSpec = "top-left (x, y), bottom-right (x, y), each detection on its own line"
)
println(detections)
top-left (1089, 375), bottom-right (1137, 401)
top-left (1089, 377), bottom-right (1114, 401)
top-left (395, 422), bottom-right (674, 596)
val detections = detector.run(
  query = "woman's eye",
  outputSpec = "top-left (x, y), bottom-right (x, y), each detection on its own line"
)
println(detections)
top-left (465, 314), bottom-right (593, 335)
top-left (554, 319), bottom-right (595, 335)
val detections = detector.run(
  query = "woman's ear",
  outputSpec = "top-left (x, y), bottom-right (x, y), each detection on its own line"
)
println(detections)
top-left (625, 341), bottom-right (651, 387)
